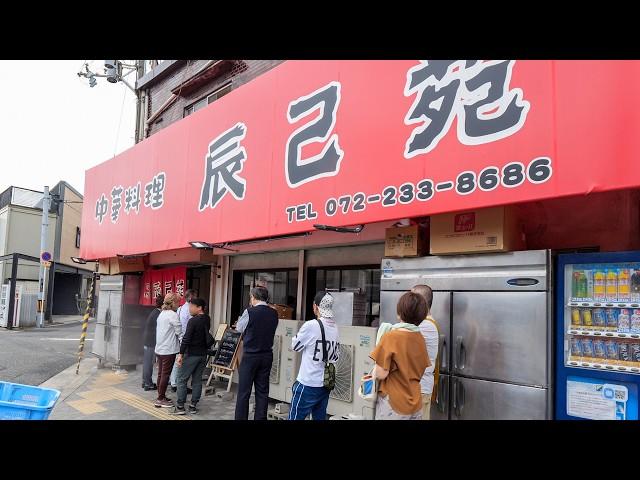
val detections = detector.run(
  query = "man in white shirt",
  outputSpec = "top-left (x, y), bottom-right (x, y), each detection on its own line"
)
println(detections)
top-left (411, 284), bottom-right (439, 420)
top-left (288, 291), bottom-right (340, 420)
top-left (169, 289), bottom-right (197, 392)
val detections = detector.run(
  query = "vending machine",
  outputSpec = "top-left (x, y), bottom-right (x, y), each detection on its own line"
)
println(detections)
top-left (556, 251), bottom-right (640, 420)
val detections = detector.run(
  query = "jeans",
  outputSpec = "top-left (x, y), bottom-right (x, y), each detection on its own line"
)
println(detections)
top-left (288, 381), bottom-right (330, 420)
top-left (156, 354), bottom-right (176, 401)
top-left (169, 361), bottom-right (179, 387)
top-left (234, 352), bottom-right (272, 420)
top-left (142, 346), bottom-right (155, 387)
top-left (176, 355), bottom-right (207, 407)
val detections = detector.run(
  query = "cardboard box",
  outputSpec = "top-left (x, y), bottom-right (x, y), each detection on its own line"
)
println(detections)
top-left (430, 206), bottom-right (525, 255)
top-left (98, 259), bottom-right (111, 275)
top-left (109, 256), bottom-right (145, 274)
top-left (270, 304), bottom-right (294, 320)
top-left (384, 225), bottom-right (428, 258)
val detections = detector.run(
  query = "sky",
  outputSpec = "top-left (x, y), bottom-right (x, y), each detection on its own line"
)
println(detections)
top-left (0, 60), bottom-right (138, 195)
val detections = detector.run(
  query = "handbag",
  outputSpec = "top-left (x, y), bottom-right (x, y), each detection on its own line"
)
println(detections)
top-left (316, 319), bottom-right (336, 391)
top-left (357, 366), bottom-right (377, 403)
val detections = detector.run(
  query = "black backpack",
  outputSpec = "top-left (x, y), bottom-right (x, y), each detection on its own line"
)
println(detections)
top-left (316, 319), bottom-right (336, 391)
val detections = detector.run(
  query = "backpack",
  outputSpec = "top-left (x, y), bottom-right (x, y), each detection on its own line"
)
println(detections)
top-left (316, 319), bottom-right (336, 392)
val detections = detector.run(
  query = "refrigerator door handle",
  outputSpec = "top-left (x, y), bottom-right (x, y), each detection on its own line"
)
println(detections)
top-left (439, 334), bottom-right (447, 371)
top-left (455, 336), bottom-right (464, 371)
top-left (452, 377), bottom-right (458, 417)
top-left (105, 308), bottom-right (111, 342)
top-left (460, 338), bottom-right (466, 370)
top-left (436, 375), bottom-right (445, 412)
top-left (457, 379), bottom-right (465, 417)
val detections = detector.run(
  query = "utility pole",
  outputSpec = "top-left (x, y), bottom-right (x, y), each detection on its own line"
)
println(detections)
top-left (134, 60), bottom-right (144, 143)
top-left (37, 186), bottom-right (51, 328)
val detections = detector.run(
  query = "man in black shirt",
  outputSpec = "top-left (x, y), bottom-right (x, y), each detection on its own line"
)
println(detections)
top-left (142, 296), bottom-right (164, 391)
top-left (234, 286), bottom-right (279, 420)
top-left (171, 298), bottom-right (211, 415)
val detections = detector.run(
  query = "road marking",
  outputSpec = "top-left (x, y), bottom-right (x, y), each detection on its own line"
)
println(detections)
top-left (67, 399), bottom-right (107, 415)
top-left (74, 386), bottom-right (189, 420)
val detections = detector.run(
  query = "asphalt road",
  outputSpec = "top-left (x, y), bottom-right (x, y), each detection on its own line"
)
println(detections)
top-left (0, 320), bottom-right (96, 386)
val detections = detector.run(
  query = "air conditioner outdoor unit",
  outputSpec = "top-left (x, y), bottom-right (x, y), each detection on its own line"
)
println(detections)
top-left (326, 325), bottom-right (378, 420)
top-left (269, 319), bottom-right (303, 402)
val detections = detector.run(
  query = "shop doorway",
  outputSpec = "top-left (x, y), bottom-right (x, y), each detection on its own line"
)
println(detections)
top-left (306, 266), bottom-right (381, 326)
top-left (230, 269), bottom-right (298, 324)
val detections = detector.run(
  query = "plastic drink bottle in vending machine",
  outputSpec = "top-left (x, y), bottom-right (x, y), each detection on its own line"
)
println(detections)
top-left (630, 309), bottom-right (640, 333)
top-left (585, 269), bottom-right (594, 301)
top-left (574, 271), bottom-right (587, 300)
top-left (605, 339), bottom-right (619, 365)
top-left (592, 308), bottom-right (606, 330)
top-left (570, 337), bottom-right (582, 361)
top-left (606, 308), bottom-right (619, 331)
top-left (594, 268), bottom-right (606, 301)
top-left (572, 270), bottom-right (582, 300)
top-left (581, 337), bottom-right (595, 361)
top-left (618, 268), bottom-right (631, 302)
top-left (571, 308), bottom-right (582, 328)
top-left (619, 341), bottom-right (633, 367)
top-left (606, 268), bottom-right (619, 302)
top-left (618, 309), bottom-right (631, 333)
top-left (593, 338), bottom-right (607, 360)
top-left (631, 342), bottom-right (640, 365)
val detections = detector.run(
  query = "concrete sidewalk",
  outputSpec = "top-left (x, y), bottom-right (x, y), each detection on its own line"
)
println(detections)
top-left (42, 357), bottom-right (268, 420)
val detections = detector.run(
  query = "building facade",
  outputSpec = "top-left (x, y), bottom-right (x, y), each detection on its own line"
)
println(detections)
top-left (0, 182), bottom-right (90, 326)
top-left (136, 60), bottom-right (284, 141)
top-left (81, 61), bottom-right (640, 419)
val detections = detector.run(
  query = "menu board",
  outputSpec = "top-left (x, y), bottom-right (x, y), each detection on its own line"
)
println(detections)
top-left (212, 329), bottom-right (242, 369)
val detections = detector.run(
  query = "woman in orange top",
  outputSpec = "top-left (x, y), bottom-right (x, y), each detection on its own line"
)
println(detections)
top-left (370, 292), bottom-right (430, 420)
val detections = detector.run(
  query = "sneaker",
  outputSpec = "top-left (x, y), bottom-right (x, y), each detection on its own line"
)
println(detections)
top-left (187, 404), bottom-right (198, 415)
top-left (144, 384), bottom-right (158, 391)
top-left (154, 398), bottom-right (174, 408)
top-left (170, 405), bottom-right (186, 415)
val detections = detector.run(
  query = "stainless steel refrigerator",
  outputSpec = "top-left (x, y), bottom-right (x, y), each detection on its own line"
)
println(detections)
top-left (380, 249), bottom-right (553, 420)
top-left (92, 275), bottom-right (152, 368)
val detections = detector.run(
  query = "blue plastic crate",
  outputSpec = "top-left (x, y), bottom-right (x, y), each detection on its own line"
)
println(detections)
top-left (0, 381), bottom-right (61, 420)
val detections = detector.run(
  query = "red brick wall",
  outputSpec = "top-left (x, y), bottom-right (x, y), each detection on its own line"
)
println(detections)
top-left (144, 60), bottom-right (284, 138)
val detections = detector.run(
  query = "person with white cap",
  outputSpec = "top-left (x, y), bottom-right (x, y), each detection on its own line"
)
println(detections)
top-left (289, 291), bottom-right (340, 420)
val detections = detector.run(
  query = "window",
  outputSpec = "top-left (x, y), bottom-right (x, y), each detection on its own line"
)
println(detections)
top-left (75, 227), bottom-right (81, 249)
top-left (308, 266), bottom-right (381, 326)
top-left (184, 83), bottom-right (232, 117)
top-left (230, 269), bottom-right (298, 323)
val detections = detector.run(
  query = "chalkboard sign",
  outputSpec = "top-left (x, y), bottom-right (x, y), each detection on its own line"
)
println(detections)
top-left (212, 329), bottom-right (242, 369)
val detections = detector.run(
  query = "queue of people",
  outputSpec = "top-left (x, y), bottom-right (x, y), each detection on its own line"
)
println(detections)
top-left (141, 282), bottom-right (440, 420)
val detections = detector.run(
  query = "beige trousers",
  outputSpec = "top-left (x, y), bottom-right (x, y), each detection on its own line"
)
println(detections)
top-left (421, 394), bottom-right (432, 420)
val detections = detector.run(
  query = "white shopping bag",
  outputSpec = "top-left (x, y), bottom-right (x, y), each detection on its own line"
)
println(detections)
top-left (357, 367), bottom-right (377, 403)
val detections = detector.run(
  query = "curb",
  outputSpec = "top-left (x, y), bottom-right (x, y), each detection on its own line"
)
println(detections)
top-left (40, 357), bottom-right (100, 404)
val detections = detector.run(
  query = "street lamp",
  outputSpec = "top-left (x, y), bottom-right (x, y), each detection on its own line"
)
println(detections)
top-left (189, 241), bottom-right (214, 249)
top-left (188, 241), bottom-right (238, 252)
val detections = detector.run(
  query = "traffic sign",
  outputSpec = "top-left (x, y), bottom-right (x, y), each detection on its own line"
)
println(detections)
top-left (41, 251), bottom-right (52, 262)
top-left (42, 260), bottom-right (52, 268)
